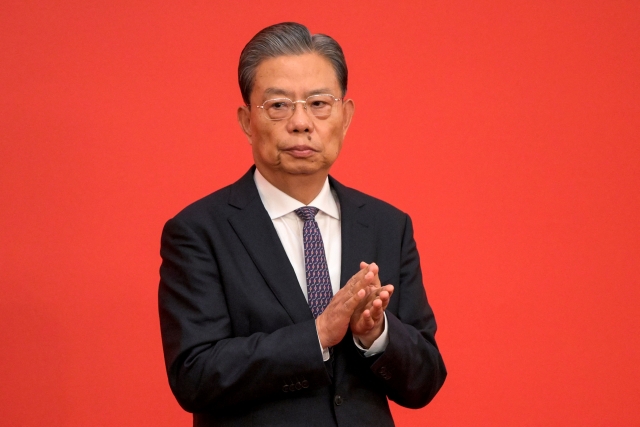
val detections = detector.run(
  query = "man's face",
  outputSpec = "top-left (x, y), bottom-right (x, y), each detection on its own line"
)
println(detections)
top-left (238, 53), bottom-right (354, 183)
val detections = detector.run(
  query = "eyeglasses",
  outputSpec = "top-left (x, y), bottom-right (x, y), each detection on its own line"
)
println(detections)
top-left (253, 94), bottom-right (342, 121)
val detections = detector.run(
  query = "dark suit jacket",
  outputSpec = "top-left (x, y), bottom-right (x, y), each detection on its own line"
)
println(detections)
top-left (159, 167), bottom-right (446, 427)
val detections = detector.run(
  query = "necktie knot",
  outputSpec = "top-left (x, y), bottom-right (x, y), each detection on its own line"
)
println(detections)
top-left (295, 206), bottom-right (319, 222)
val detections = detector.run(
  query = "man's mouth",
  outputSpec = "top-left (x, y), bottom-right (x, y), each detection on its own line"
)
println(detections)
top-left (283, 145), bottom-right (317, 158)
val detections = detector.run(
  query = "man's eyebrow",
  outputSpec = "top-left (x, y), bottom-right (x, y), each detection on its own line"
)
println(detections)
top-left (263, 87), bottom-right (291, 97)
top-left (307, 88), bottom-right (335, 96)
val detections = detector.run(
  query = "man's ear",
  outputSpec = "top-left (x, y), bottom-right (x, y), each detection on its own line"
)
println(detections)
top-left (237, 105), bottom-right (253, 143)
top-left (341, 99), bottom-right (355, 136)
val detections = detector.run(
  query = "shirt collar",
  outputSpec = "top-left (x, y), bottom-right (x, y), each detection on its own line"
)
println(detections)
top-left (254, 168), bottom-right (340, 220)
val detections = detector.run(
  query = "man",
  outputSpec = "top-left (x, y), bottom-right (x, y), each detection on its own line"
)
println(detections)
top-left (159, 22), bottom-right (446, 427)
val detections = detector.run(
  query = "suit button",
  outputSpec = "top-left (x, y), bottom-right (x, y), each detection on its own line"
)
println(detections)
top-left (334, 395), bottom-right (343, 406)
top-left (282, 385), bottom-right (289, 392)
top-left (301, 380), bottom-right (309, 388)
top-left (295, 382), bottom-right (302, 390)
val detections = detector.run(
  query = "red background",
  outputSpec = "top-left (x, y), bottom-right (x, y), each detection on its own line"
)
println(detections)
top-left (2, 1), bottom-right (639, 426)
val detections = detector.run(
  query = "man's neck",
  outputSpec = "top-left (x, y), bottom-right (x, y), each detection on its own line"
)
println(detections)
top-left (256, 167), bottom-right (328, 205)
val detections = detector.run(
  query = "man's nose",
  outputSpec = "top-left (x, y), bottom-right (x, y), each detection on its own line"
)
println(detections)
top-left (288, 101), bottom-right (314, 133)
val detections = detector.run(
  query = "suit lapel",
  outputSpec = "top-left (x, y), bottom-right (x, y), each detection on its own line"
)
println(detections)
top-left (227, 168), bottom-right (313, 324)
top-left (330, 177), bottom-right (376, 289)
top-left (329, 177), bottom-right (375, 382)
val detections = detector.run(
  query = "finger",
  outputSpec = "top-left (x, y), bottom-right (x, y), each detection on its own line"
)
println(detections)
top-left (374, 286), bottom-right (394, 310)
top-left (352, 270), bottom-right (375, 293)
top-left (377, 291), bottom-right (389, 303)
top-left (349, 263), bottom-right (380, 290)
top-left (343, 288), bottom-right (367, 312)
top-left (359, 262), bottom-right (380, 278)
top-left (351, 308), bottom-right (374, 333)
top-left (367, 262), bottom-right (379, 276)
top-left (351, 278), bottom-right (381, 313)
top-left (350, 266), bottom-right (370, 286)
top-left (362, 285), bottom-right (394, 316)
top-left (364, 284), bottom-right (386, 305)
top-left (381, 285), bottom-right (394, 305)
top-left (363, 271), bottom-right (378, 289)
top-left (365, 284), bottom-right (393, 300)
top-left (368, 298), bottom-right (384, 321)
top-left (373, 284), bottom-right (393, 297)
top-left (352, 285), bottom-right (385, 313)
top-left (366, 263), bottom-right (381, 289)
top-left (341, 265), bottom-right (380, 306)
top-left (360, 309), bottom-right (374, 329)
top-left (339, 270), bottom-right (368, 300)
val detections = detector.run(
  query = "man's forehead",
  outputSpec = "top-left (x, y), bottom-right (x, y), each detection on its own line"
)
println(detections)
top-left (263, 87), bottom-right (336, 98)
top-left (251, 53), bottom-right (340, 99)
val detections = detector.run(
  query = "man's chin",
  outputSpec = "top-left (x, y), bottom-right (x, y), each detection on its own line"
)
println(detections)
top-left (282, 162), bottom-right (330, 177)
top-left (276, 156), bottom-right (323, 173)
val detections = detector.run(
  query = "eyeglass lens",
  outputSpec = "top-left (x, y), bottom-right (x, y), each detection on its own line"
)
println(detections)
top-left (262, 95), bottom-right (337, 120)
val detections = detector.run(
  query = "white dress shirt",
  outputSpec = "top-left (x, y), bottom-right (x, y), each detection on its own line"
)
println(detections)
top-left (254, 169), bottom-right (388, 358)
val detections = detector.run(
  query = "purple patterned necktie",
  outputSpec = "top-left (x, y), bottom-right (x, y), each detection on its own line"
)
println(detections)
top-left (295, 206), bottom-right (333, 318)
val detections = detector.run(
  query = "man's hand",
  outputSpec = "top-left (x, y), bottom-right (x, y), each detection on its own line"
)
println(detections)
top-left (316, 264), bottom-right (378, 349)
top-left (350, 262), bottom-right (394, 348)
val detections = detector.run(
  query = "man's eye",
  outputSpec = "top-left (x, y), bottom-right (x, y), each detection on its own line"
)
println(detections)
top-left (310, 101), bottom-right (328, 108)
top-left (269, 102), bottom-right (289, 110)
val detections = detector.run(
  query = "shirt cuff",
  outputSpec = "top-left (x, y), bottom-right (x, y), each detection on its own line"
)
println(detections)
top-left (316, 320), bottom-right (331, 362)
top-left (353, 312), bottom-right (389, 357)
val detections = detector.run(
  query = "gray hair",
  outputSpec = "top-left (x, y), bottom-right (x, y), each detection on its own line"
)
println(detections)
top-left (238, 22), bottom-right (348, 105)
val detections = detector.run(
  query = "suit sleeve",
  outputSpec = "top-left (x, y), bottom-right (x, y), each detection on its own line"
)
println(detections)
top-left (368, 214), bottom-right (447, 408)
top-left (158, 217), bottom-right (331, 413)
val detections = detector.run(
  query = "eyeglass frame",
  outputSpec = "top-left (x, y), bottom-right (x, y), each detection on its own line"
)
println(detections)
top-left (250, 94), bottom-right (344, 121)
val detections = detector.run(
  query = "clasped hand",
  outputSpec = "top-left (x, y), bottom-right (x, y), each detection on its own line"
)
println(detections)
top-left (316, 262), bottom-right (394, 349)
